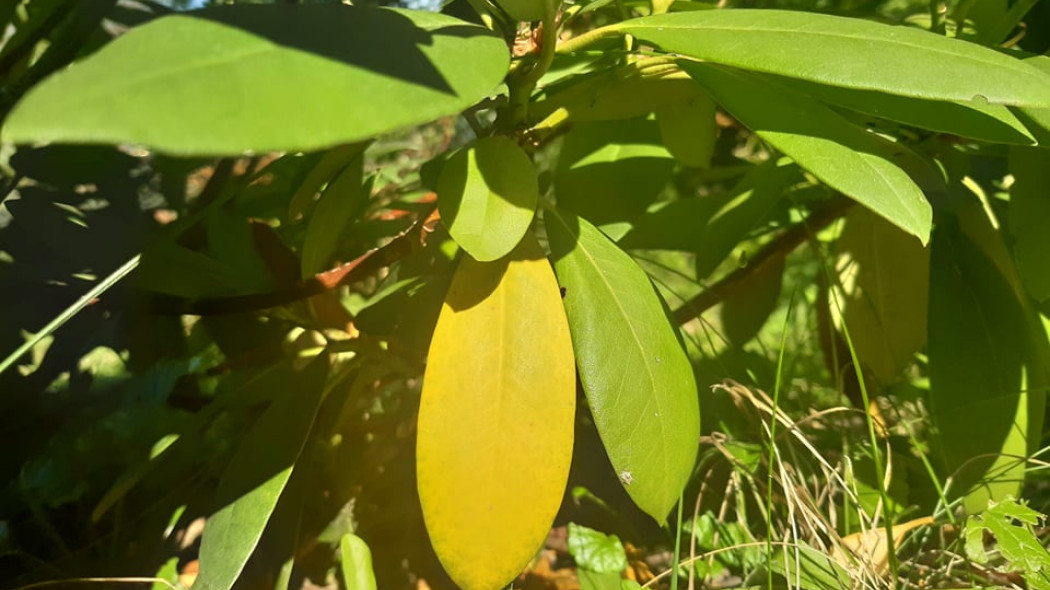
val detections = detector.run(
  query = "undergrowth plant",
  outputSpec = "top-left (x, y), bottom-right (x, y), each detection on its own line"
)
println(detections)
top-left (2, 0), bottom-right (1050, 589)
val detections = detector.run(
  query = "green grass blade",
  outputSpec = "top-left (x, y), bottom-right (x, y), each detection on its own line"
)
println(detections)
top-left (0, 254), bottom-right (140, 375)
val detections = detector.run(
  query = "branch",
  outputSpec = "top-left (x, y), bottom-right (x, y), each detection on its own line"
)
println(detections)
top-left (147, 206), bottom-right (440, 316)
top-left (671, 197), bottom-right (853, 326)
top-left (555, 23), bottom-right (621, 55)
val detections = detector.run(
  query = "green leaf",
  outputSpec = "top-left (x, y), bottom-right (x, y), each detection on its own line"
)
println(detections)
top-left (288, 144), bottom-right (367, 221)
top-left (1008, 147), bottom-right (1050, 302)
top-left (206, 206), bottom-right (274, 293)
top-left (1014, 56), bottom-right (1050, 144)
top-left (966, 497), bottom-right (1050, 575)
top-left (975, 0), bottom-right (1041, 47)
top-left (340, 533), bottom-right (379, 590)
top-left (836, 206), bottom-right (930, 383)
top-left (775, 76), bottom-right (1036, 145)
top-left (689, 514), bottom-right (763, 569)
top-left (4, 5), bottom-right (509, 155)
top-left (532, 58), bottom-right (703, 123)
top-left (134, 240), bottom-right (241, 298)
top-left (437, 136), bottom-right (539, 262)
top-left (0, 0), bottom-right (73, 75)
top-left (767, 543), bottom-right (852, 590)
top-left (301, 152), bottom-right (367, 277)
top-left (654, 91), bottom-right (717, 168)
top-left (195, 357), bottom-right (330, 590)
top-left (927, 218), bottom-right (1035, 513)
top-left (964, 516), bottom-right (989, 563)
top-left (954, 0), bottom-right (1008, 43)
top-left (620, 158), bottom-right (796, 279)
top-left (578, 569), bottom-right (624, 590)
top-left (680, 62), bottom-right (933, 243)
top-left (567, 523), bottom-right (629, 574)
top-left (1016, 106), bottom-right (1050, 146)
top-left (554, 118), bottom-right (675, 225)
top-left (0, 1), bottom-right (13, 30)
top-left (151, 557), bottom-right (180, 590)
top-left (547, 207), bottom-right (700, 521)
top-left (617, 9), bottom-right (1050, 108)
top-left (720, 257), bottom-right (783, 346)
top-left (92, 433), bottom-right (181, 523)
top-left (846, 448), bottom-right (910, 523)
top-left (275, 559), bottom-right (294, 590)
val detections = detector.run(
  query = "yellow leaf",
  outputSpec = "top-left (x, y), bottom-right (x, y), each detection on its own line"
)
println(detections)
top-left (417, 234), bottom-right (576, 590)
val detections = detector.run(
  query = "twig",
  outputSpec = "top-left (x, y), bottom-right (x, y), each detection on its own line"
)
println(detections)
top-left (555, 23), bottom-right (621, 55)
top-left (13, 577), bottom-right (179, 590)
top-left (147, 206), bottom-right (440, 316)
top-left (671, 197), bottom-right (853, 325)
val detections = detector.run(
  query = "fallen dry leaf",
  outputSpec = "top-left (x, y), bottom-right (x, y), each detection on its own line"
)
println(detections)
top-left (179, 558), bottom-right (199, 588)
top-left (521, 549), bottom-right (579, 590)
top-left (833, 516), bottom-right (933, 574)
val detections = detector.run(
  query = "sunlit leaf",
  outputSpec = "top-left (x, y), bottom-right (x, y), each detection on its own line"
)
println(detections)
top-left (578, 570), bottom-right (624, 590)
top-left (965, 496), bottom-right (1050, 590)
top-left (617, 9), bottom-right (1050, 108)
top-left (417, 234), bottom-right (575, 590)
top-left (437, 136), bottom-right (538, 262)
top-left (836, 206), bottom-right (930, 382)
top-left (4, 5), bottom-right (509, 155)
top-left (966, 496), bottom-right (1050, 590)
top-left (681, 62), bottom-right (933, 243)
top-left (532, 59), bottom-right (703, 123)
top-left (340, 533), bottom-right (378, 590)
top-left (567, 523), bottom-right (629, 574)
top-left (776, 76), bottom-right (1036, 145)
top-left (547, 207), bottom-right (699, 521)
